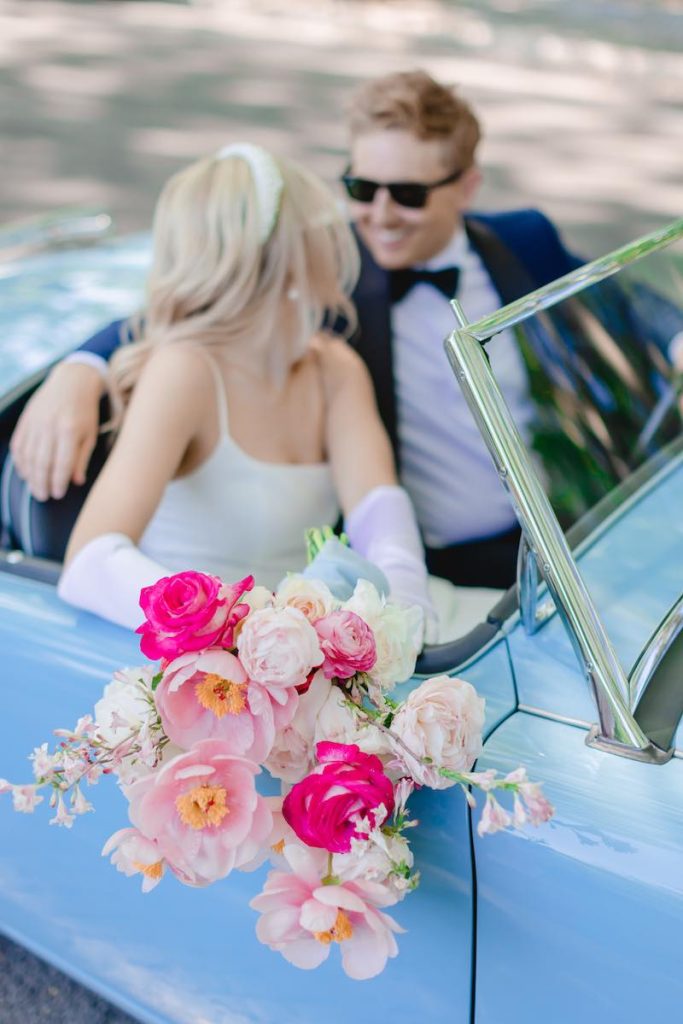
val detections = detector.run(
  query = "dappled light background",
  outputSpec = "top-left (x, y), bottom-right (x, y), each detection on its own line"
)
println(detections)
top-left (1, 0), bottom-right (681, 258)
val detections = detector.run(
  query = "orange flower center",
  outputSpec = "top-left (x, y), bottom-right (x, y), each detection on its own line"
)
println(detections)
top-left (175, 784), bottom-right (229, 830)
top-left (271, 838), bottom-right (285, 855)
top-left (195, 673), bottom-right (247, 718)
top-left (132, 859), bottom-right (164, 880)
top-left (314, 909), bottom-right (354, 945)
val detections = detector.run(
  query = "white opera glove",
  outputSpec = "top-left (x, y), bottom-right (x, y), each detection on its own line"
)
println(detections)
top-left (344, 485), bottom-right (438, 643)
top-left (57, 532), bottom-right (171, 630)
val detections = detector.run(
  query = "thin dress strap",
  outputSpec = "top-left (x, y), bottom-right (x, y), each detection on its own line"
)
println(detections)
top-left (190, 346), bottom-right (230, 436)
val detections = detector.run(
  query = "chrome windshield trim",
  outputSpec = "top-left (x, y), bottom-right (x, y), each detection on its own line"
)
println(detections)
top-left (517, 704), bottom-right (591, 730)
top-left (445, 313), bottom-right (650, 751)
top-left (456, 218), bottom-right (683, 345)
top-left (518, 705), bottom-right (683, 759)
top-left (444, 218), bottom-right (683, 761)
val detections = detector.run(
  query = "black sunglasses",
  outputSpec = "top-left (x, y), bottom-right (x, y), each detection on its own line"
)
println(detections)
top-left (341, 167), bottom-right (464, 209)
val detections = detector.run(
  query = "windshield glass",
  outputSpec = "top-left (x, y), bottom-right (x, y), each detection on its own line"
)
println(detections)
top-left (484, 233), bottom-right (683, 533)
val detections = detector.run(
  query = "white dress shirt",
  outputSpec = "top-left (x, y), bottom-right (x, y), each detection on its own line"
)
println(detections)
top-left (392, 228), bottom-right (535, 547)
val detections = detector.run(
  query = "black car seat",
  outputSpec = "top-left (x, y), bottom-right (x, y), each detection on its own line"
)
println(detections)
top-left (0, 393), bottom-right (111, 563)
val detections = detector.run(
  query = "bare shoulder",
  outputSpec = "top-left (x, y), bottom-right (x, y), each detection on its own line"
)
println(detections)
top-left (311, 333), bottom-right (372, 395)
top-left (132, 343), bottom-right (215, 409)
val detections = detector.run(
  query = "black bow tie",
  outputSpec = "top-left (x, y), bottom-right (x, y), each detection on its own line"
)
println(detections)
top-left (390, 266), bottom-right (460, 304)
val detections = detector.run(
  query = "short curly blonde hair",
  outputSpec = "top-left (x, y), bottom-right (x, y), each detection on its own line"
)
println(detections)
top-left (347, 69), bottom-right (481, 169)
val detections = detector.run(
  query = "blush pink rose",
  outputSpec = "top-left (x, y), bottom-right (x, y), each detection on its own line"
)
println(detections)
top-left (250, 843), bottom-right (403, 980)
top-left (391, 675), bottom-right (485, 788)
top-left (125, 739), bottom-right (272, 885)
top-left (137, 572), bottom-right (253, 661)
top-left (314, 611), bottom-right (377, 680)
top-left (237, 606), bottom-right (323, 698)
top-left (282, 741), bottom-right (394, 854)
top-left (155, 649), bottom-right (297, 762)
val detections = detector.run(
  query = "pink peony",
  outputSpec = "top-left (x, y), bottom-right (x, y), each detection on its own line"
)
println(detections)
top-left (137, 572), bottom-right (253, 661)
top-left (237, 606), bottom-right (323, 698)
top-left (156, 648), bottom-right (296, 762)
top-left (314, 611), bottom-right (377, 680)
top-left (265, 671), bottom-right (331, 783)
top-left (102, 827), bottom-right (167, 892)
top-left (125, 739), bottom-right (272, 885)
top-left (282, 742), bottom-right (394, 854)
top-left (251, 843), bottom-right (403, 980)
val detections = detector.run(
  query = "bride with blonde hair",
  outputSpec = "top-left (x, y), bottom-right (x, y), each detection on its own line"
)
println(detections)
top-left (58, 143), bottom-right (435, 632)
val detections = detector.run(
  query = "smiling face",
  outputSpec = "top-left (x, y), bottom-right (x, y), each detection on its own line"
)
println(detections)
top-left (347, 129), bottom-right (481, 270)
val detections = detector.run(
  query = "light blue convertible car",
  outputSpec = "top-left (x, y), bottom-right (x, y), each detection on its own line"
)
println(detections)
top-left (0, 214), bottom-right (682, 1024)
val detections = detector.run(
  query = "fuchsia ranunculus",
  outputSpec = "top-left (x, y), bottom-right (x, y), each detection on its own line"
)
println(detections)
top-left (314, 611), bottom-right (377, 680)
top-left (136, 572), bottom-right (253, 661)
top-left (282, 741), bottom-right (394, 854)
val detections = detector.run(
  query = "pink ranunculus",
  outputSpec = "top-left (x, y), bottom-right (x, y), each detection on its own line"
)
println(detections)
top-left (282, 742), bottom-right (394, 854)
top-left (136, 572), bottom-right (254, 661)
top-left (125, 740), bottom-right (272, 885)
top-left (237, 606), bottom-right (323, 698)
top-left (314, 610), bottom-right (377, 680)
top-left (250, 843), bottom-right (403, 980)
top-left (156, 648), bottom-right (291, 762)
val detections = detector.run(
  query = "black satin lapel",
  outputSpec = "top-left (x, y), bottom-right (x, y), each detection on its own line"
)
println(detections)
top-left (465, 216), bottom-right (536, 304)
top-left (351, 234), bottom-right (399, 460)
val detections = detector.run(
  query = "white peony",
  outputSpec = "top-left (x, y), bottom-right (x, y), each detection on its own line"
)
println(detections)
top-left (94, 666), bottom-right (179, 787)
top-left (274, 575), bottom-right (336, 623)
top-left (313, 685), bottom-right (390, 759)
top-left (345, 580), bottom-right (422, 690)
top-left (333, 831), bottom-right (415, 898)
top-left (391, 675), bottom-right (485, 788)
top-left (242, 585), bottom-right (275, 612)
top-left (94, 666), bottom-right (156, 746)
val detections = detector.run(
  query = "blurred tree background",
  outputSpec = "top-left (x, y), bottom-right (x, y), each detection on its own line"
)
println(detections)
top-left (0, 0), bottom-right (681, 255)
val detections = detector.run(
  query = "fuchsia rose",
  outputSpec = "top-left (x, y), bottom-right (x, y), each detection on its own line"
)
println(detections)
top-left (155, 649), bottom-right (297, 762)
top-left (136, 572), bottom-right (254, 661)
top-left (125, 739), bottom-right (272, 886)
top-left (314, 611), bottom-right (377, 680)
top-left (251, 843), bottom-right (403, 980)
top-left (282, 742), bottom-right (394, 854)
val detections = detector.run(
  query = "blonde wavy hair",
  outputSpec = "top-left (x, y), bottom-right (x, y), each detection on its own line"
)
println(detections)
top-left (109, 149), bottom-right (360, 415)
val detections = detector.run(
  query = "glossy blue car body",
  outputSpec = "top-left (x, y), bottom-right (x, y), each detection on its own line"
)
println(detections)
top-left (1, 224), bottom-right (682, 1023)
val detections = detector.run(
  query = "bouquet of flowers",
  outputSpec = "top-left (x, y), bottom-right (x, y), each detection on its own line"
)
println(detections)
top-left (1, 567), bottom-right (553, 980)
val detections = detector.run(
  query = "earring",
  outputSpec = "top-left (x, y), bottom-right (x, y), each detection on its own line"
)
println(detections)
top-left (287, 287), bottom-right (300, 301)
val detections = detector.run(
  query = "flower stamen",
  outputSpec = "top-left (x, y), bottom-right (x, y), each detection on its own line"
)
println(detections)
top-left (175, 784), bottom-right (229, 830)
top-left (314, 909), bottom-right (354, 945)
top-left (195, 674), bottom-right (247, 718)
top-left (132, 859), bottom-right (164, 880)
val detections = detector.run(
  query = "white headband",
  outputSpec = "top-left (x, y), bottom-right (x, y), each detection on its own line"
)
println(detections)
top-left (215, 142), bottom-right (284, 243)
